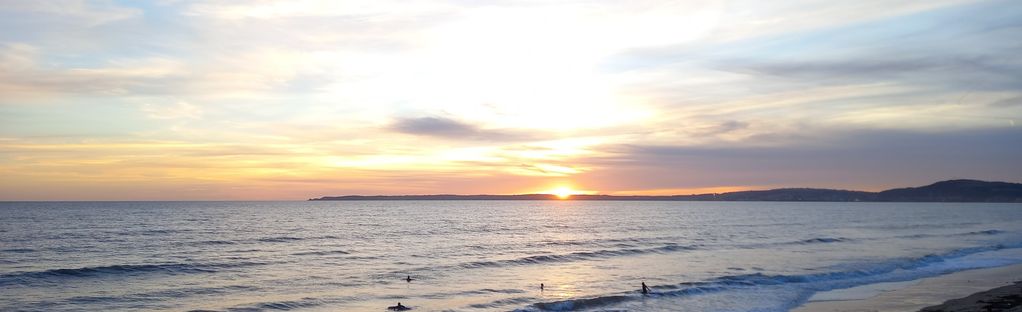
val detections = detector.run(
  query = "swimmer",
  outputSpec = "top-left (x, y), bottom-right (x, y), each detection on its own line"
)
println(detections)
top-left (387, 302), bottom-right (410, 311)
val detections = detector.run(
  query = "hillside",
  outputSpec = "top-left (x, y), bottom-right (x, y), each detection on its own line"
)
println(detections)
top-left (311, 179), bottom-right (1022, 202)
top-left (877, 179), bottom-right (1022, 202)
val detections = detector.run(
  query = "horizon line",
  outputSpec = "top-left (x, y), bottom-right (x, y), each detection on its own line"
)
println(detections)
top-left (3, 179), bottom-right (1016, 202)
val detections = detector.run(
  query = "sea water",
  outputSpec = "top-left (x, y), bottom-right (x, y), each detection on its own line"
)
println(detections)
top-left (2, 201), bottom-right (1022, 311)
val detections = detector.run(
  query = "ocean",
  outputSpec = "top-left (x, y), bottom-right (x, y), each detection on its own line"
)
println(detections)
top-left (2, 201), bottom-right (1022, 311)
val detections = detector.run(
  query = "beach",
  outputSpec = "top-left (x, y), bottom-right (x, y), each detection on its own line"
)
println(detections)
top-left (794, 263), bottom-right (1022, 312)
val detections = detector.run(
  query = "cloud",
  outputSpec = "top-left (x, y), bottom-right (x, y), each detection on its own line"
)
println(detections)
top-left (1, 0), bottom-right (140, 26)
top-left (0, 44), bottom-right (187, 98)
top-left (388, 116), bottom-right (541, 141)
top-left (731, 57), bottom-right (1022, 93)
top-left (714, 0), bottom-right (1022, 91)
top-left (990, 96), bottom-right (1022, 108)
top-left (183, 0), bottom-right (453, 20)
top-left (601, 0), bottom-right (1022, 139)
top-left (0, 43), bottom-right (36, 71)
top-left (0, 44), bottom-right (340, 99)
top-left (141, 101), bottom-right (203, 119)
top-left (688, 120), bottom-right (750, 136)
top-left (576, 127), bottom-right (1022, 192)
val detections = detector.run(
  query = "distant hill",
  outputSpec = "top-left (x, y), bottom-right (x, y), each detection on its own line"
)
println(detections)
top-left (311, 194), bottom-right (704, 201)
top-left (310, 179), bottom-right (1022, 202)
top-left (713, 188), bottom-right (876, 201)
top-left (877, 179), bottom-right (1022, 202)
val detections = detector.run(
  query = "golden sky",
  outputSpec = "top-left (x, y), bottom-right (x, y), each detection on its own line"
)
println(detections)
top-left (1, 0), bottom-right (1020, 200)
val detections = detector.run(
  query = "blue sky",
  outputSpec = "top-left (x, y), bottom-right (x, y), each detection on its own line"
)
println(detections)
top-left (0, 0), bottom-right (1019, 199)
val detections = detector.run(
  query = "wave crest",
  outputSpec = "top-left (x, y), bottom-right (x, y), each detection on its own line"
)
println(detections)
top-left (0, 262), bottom-right (264, 286)
top-left (460, 244), bottom-right (697, 269)
top-left (522, 243), bottom-right (1022, 311)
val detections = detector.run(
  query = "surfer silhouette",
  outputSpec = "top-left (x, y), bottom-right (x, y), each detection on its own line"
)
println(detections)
top-left (388, 302), bottom-right (410, 311)
top-left (641, 282), bottom-right (650, 294)
top-left (540, 283), bottom-right (544, 291)
top-left (406, 275), bottom-right (412, 282)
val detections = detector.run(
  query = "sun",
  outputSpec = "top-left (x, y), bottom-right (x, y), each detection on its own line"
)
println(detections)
top-left (550, 187), bottom-right (574, 199)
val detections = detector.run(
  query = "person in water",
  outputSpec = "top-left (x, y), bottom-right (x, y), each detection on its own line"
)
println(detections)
top-left (406, 275), bottom-right (412, 282)
top-left (540, 283), bottom-right (544, 291)
top-left (641, 282), bottom-right (650, 294)
top-left (388, 302), bottom-right (410, 311)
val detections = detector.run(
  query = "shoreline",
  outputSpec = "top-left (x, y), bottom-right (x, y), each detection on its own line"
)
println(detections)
top-left (792, 263), bottom-right (1022, 312)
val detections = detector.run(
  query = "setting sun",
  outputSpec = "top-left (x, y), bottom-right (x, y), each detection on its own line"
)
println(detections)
top-left (550, 187), bottom-right (575, 199)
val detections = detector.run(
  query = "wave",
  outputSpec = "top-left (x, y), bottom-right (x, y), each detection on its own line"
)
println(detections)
top-left (0, 262), bottom-right (265, 286)
top-left (899, 229), bottom-right (1005, 239)
top-left (459, 244), bottom-right (697, 269)
top-left (249, 298), bottom-right (325, 311)
top-left (134, 229), bottom-right (181, 236)
top-left (256, 236), bottom-right (304, 243)
top-left (531, 236), bottom-right (662, 248)
top-left (468, 296), bottom-right (539, 309)
top-left (435, 229), bottom-right (1009, 271)
top-left (150, 285), bottom-right (259, 298)
top-left (733, 237), bottom-right (856, 250)
top-left (255, 235), bottom-right (341, 243)
top-left (212, 297), bottom-right (334, 312)
top-left (759, 229), bottom-right (1007, 249)
top-left (393, 244), bottom-right (698, 276)
top-left (420, 288), bottom-right (528, 300)
top-left (198, 240), bottom-right (238, 245)
top-left (428, 229), bottom-right (1009, 274)
top-left (521, 282), bottom-right (733, 311)
top-left (795, 237), bottom-right (851, 244)
top-left (521, 243), bottom-right (1022, 311)
top-left (0, 248), bottom-right (35, 253)
top-left (531, 295), bottom-right (631, 311)
top-left (64, 285), bottom-right (259, 305)
top-left (177, 235), bottom-right (344, 247)
top-left (712, 243), bottom-right (1019, 288)
top-left (854, 222), bottom-right (982, 231)
top-left (215, 294), bottom-right (360, 311)
top-left (967, 229), bottom-right (1005, 235)
top-left (292, 250), bottom-right (350, 256)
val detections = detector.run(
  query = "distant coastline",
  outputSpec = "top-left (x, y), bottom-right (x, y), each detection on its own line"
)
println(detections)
top-left (311, 179), bottom-right (1022, 202)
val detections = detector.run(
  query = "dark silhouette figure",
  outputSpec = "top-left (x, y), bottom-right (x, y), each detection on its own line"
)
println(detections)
top-left (388, 302), bottom-right (410, 311)
top-left (641, 282), bottom-right (650, 295)
top-left (540, 283), bottom-right (544, 291)
top-left (406, 275), bottom-right (412, 282)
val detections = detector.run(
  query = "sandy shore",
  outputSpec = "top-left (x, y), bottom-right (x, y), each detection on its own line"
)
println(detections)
top-left (792, 264), bottom-right (1022, 312)
top-left (919, 281), bottom-right (1022, 312)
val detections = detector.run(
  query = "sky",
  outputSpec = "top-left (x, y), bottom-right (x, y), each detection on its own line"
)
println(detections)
top-left (1, 0), bottom-right (1020, 200)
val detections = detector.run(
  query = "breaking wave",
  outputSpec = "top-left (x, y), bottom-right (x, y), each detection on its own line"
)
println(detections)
top-left (0, 262), bottom-right (264, 286)
top-left (521, 243), bottom-right (1022, 311)
top-left (459, 244), bottom-right (697, 269)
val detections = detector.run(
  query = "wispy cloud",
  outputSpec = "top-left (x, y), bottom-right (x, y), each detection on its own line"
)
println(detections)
top-left (1, 0), bottom-right (140, 26)
top-left (388, 116), bottom-right (541, 141)
top-left (577, 127), bottom-right (1022, 192)
top-left (141, 101), bottom-right (203, 120)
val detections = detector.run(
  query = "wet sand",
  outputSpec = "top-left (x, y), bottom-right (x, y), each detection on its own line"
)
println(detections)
top-left (793, 264), bottom-right (1022, 312)
top-left (920, 281), bottom-right (1022, 312)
